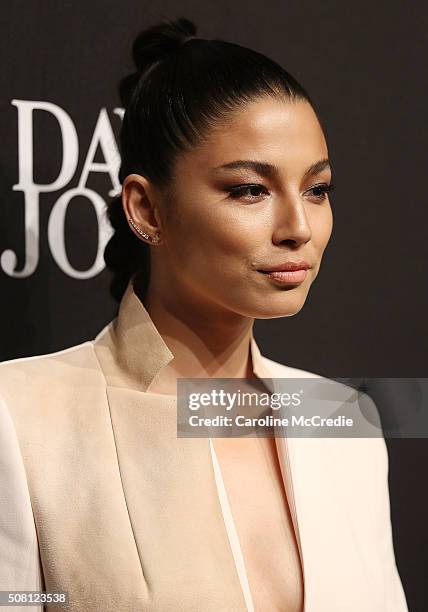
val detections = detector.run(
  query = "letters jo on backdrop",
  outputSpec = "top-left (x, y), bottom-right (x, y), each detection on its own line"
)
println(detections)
top-left (2, 100), bottom-right (125, 279)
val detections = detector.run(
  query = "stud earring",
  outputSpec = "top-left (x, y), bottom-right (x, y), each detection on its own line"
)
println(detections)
top-left (128, 217), bottom-right (160, 244)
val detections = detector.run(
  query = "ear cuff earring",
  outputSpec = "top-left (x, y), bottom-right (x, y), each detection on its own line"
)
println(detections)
top-left (128, 217), bottom-right (160, 244)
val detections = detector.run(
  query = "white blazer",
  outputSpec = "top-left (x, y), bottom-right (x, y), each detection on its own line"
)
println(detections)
top-left (0, 275), bottom-right (409, 611)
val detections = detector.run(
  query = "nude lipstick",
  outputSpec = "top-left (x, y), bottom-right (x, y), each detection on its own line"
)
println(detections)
top-left (258, 260), bottom-right (310, 285)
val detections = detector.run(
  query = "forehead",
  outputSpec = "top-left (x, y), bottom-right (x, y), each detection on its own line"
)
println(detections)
top-left (186, 97), bottom-right (328, 175)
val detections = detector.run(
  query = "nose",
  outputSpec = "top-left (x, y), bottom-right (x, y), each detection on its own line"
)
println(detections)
top-left (271, 192), bottom-right (312, 246)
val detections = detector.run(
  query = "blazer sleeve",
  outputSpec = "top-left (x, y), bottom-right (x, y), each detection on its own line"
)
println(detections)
top-left (376, 436), bottom-right (409, 611)
top-left (0, 391), bottom-right (44, 612)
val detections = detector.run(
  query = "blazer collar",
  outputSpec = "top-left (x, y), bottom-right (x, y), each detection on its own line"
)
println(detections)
top-left (94, 273), bottom-right (272, 392)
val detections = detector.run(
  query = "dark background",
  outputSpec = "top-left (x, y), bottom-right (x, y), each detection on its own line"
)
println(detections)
top-left (1, 2), bottom-right (426, 610)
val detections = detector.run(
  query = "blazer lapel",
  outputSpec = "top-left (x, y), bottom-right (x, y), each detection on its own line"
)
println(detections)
top-left (93, 274), bottom-right (306, 610)
top-left (93, 275), bottom-right (254, 609)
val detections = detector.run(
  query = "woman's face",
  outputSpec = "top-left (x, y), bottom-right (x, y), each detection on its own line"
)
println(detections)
top-left (151, 96), bottom-right (333, 319)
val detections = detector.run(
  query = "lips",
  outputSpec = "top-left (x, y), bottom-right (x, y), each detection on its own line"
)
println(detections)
top-left (258, 260), bottom-right (311, 273)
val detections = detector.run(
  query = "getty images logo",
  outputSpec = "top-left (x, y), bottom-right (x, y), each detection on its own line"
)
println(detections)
top-left (1, 100), bottom-right (126, 279)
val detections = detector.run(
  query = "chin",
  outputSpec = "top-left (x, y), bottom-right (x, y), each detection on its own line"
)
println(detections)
top-left (252, 292), bottom-right (309, 319)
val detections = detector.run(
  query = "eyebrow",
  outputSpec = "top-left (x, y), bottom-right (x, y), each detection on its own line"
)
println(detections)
top-left (212, 158), bottom-right (331, 179)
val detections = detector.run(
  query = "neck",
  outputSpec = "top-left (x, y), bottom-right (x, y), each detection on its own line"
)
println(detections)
top-left (139, 283), bottom-right (256, 394)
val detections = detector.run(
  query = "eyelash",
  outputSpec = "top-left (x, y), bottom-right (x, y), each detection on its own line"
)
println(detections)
top-left (228, 182), bottom-right (335, 202)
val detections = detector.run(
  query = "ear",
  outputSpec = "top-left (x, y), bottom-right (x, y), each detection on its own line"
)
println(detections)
top-left (121, 173), bottom-right (162, 239)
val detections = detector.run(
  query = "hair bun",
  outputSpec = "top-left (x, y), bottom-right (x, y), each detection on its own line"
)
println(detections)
top-left (132, 17), bottom-right (197, 73)
top-left (119, 17), bottom-right (197, 108)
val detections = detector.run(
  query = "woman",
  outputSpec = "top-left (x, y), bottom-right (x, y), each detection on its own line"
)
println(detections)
top-left (0, 17), bottom-right (408, 612)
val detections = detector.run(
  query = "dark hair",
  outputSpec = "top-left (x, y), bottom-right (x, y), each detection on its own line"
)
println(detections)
top-left (104, 16), bottom-right (314, 303)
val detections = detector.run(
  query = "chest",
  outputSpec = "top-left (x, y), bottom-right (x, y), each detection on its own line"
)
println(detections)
top-left (211, 436), bottom-right (304, 612)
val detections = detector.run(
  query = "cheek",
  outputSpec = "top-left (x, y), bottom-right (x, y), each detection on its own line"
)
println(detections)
top-left (311, 205), bottom-right (333, 252)
top-left (168, 200), bottom-right (255, 271)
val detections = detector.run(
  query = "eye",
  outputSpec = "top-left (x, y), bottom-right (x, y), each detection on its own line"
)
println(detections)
top-left (228, 183), bottom-right (269, 202)
top-left (304, 182), bottom-right (335, 201)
